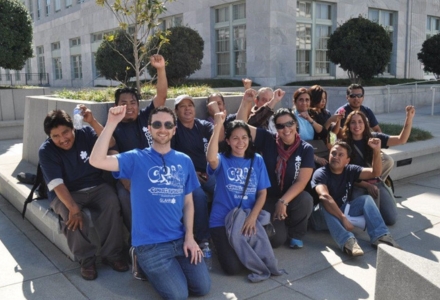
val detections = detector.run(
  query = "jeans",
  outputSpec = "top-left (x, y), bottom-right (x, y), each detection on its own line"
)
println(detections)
top-left (192, 175), bottom-right (216, 242)
top-left (136, 238), bottom-right (211, 300)
top-left (321, 195), bottom-right (389, 250)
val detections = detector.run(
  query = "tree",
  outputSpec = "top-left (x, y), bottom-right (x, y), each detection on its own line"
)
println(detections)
top-left (417, 33), bottom-right (440, 77)
top-left (327, 16), bottom-right (392, 83)
top-left (147, 26), bottom-right (204, 85)
top-left (96, 0), bottom-right (171, 91)
top-left (95, 30), bottom-right (143, 84)
top-left (0, 0), bottom-right (33, 70)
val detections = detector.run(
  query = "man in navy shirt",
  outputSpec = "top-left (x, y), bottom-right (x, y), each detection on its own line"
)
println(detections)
top-left (311, 140), bottom-right (400, 256)
top-left (110, 54), bottom-right (167, 234)
top-left (39, 108), bottom-right (127, 280)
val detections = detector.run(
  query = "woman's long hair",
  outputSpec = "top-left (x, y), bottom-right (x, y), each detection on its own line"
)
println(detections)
top-left (308, 85), bottom-right (327, 109)
top-left (341, 111), bottom-right (373, 162)
top-left (223, 120), bottom-right (255, 159)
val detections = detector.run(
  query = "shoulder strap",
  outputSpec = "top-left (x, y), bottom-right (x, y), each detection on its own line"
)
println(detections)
top-left (237, 156), bottom-right (254, 209)
top-left (353, 144), bottom-right (372, 167)
top-left (22, 163), bottom-right (45, 219)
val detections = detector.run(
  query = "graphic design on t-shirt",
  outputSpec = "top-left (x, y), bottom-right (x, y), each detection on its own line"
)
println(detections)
top-left (148, 164), bottom-right (185, 203)
top-left (226, 167), bottom-right (257, 200)
top-left (294, 155), bottom-right (302, 181)
top-left (143, 126), bottom-right (153, 147)
top-left (80, 151), bottom-right (90, 163)
top-left (203, 137), bottom-right (208, 155)
top-left (342, 182), bottom-right (351, 204)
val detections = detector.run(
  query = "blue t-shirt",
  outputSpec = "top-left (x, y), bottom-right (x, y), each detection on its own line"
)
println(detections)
top-left (39, 126), bottom-right (104, 201)
top-left (113, 148), bottom-right (200, 246)
top-left (294, 110), bottom-right (314, 141)
top-left (112, 102), bottom-right (155, 153)
top-left (335, 103), bottom-right (379, 129)
top-left (207, 153), bottom-right (271, 228)
top-left (311, 164), bottom-right (363, 207)
top-left (254, 129), bottom-right (315, 197)
top-left (350, 132), bottom-right (390, 167)
top-left (172, 118), bottom-right (213, 172)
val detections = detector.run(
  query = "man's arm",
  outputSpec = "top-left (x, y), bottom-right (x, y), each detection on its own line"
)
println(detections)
top-left (387, 105), bottom-right (415, 146)
top-left (80, 104), bottom-right (116, 148)
top-left (236, 89), bottom-right (257, 123)
top-left (182, 192), bottom-right (202, 264)
top-left (359, 138), bottom-right (382, 179)
top-left (206, 112), bottom-right (225, 170)
top-left (247, 90), bottom-right (284, 128)
top-left (89, 106), bottom-right (127, 172)
top-left (315, 184), bottom-right (354, 232)
top-left (53, 184), bottom-right (83, 231)
top-left (151, 54), bottom-right (168, 108)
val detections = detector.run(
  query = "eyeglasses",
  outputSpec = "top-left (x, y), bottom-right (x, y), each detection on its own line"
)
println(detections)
top-left (275, 121), bottom-right (296, 130)
top-left (151, 121), bottom-right (175, 130)
top-left (349, 94), bottom-right (364, 99)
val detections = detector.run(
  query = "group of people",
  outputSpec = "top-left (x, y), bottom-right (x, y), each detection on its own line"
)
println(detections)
top-left (37, 55), bottom-right (416, 299)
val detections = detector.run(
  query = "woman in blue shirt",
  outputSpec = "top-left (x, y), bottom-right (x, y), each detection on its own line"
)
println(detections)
top-left (207, 113), bottom-right (271, 275)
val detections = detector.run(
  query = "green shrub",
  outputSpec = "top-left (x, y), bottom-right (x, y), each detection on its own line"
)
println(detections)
top-left (380, 123), bottom-right (433, 142)
top-left (418, 33), bottom-right (440, 77)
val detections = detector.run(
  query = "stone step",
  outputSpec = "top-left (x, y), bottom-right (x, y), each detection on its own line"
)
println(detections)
top-left (0, 120), bottom-right (23, 140)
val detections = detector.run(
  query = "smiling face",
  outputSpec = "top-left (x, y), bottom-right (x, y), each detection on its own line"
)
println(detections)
top-left (346, 88), bottom-right (364, 110)
top-left (349, 114), bottom-right (366, 140)
top-left (226, 127), bottom-right (249, 157)
top-left (148, 112), bottom-right (176, 145)
top-left (50, 125), bottom-right (75, 151)
top-left (274, 114), bottom-right (297, 145)
top-left (329, 145), bottom-right (351, 173)
top-left (117, 93), bottom-right (139, 122)
top-left (318, 92), bottom-right (327, 110)
top-left (175, 98), bottom-right (196, 124)
top-left (293, 92), bottom-right (311, 113)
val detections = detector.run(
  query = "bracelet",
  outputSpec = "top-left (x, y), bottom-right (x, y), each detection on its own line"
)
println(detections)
top-left (278, 199), bottom-right (288, 206)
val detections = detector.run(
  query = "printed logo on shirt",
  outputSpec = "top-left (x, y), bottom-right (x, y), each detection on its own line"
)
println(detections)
top-left (148, 164), bottom-right (185, 200)
top-left (293, 155), bottom-right (302, 181)
top-left (226, 167), bottom-right (257, 200)
top-left (203, 137), bottom-right (208, 155)
top-left (143, 127), bottom-right (153, 147)
top-left (342, 182), bottom-right (352, 203)
top-left (80, 151), bottom-right (89, 163)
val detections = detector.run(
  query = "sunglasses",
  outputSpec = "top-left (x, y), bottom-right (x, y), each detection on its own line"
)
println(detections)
top-left (349, 94), bottom-right (364, 99)
top-left (151, 121), bottom-right (175, 130)
top-left (275, 121), bottom-right (296, 130)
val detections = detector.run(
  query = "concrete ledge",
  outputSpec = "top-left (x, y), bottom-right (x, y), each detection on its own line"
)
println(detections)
top-left (375, 244), bottom-right (440, 299)
top-left (0, 120), bottom-right (24, 140)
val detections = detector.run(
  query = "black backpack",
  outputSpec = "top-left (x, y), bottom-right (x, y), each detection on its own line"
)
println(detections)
top-left (21, 163), bottom-right (48, 219)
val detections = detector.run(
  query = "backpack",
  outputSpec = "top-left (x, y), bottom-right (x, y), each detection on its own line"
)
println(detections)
top-left (22, 163), bottom-right (48, 219)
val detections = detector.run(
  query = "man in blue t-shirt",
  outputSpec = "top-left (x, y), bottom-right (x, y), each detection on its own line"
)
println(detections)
top-left (89, 106), bottom-right (211, 299)
top-left (110, 54), bottom-right (167, 233)
top-left (311, 140), bottom-right (400, 257)
top-left (39, 108), bottom-right (127, 281)
top-left (335, 83), bottom-right (381, 136)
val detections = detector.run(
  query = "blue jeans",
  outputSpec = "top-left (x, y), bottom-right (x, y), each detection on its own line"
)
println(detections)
top-left (136, 238), bottom-right (211, 300)
top-left (321, 195), bottom-right (389, 250)
top-left (192, 174), bottom-right (216, 241)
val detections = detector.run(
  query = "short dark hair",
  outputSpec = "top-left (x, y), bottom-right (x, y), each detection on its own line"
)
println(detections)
top-left (273, 108), bottom-right (300, 133)
top-left (206, 93), bottom-right (225, 105)
top-left (115, 87), bottom-right (140, 105)
top-left (346, 83), bottom-right (364, 96)
top-left (293, 87), bottom-right (311, 103)
top-left (224, 120), bottom-right (255, 159)
top-left (148, 106), bottom-right (177, 125)
top-left (43, 110), bottom-right (73, 136)
top-left (333, 140), bottom-right (352, 157)
top-left (308, 85), bottom-right (327, 108)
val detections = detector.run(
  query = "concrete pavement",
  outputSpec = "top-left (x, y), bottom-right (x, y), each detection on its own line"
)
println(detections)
top-left (1, 105), bottom-right (440, 299)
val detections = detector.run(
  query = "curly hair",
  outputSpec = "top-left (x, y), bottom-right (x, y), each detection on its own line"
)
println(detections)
top-left (341, 111), bottom-right (372, 162)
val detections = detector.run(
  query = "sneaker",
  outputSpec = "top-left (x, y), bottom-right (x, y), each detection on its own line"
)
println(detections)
top-left (129, 246), bottom-right (147, 281)
top-left (343, 238), bottom-right (364, 256)
top-left (372, 234), bottom-right (402, 249)
top-left (289, 238), bottom-right (304, 249)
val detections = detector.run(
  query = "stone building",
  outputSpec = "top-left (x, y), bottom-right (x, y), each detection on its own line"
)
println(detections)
top-left (1, 0), bottom-right (439, 87)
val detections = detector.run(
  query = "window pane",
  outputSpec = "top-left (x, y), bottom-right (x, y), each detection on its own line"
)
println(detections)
top-left (368, 9), bottom-right (379, 23)
top-left (317, 3), bottom-right (331, 20)
top-left (297, 1), bottom-right (312, 18)
top-left (216, 7), bottom-right (229, 23)
top-left (233, 3), bottom-right (246, 20)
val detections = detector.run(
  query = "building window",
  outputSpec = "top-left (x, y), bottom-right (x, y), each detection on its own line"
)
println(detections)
top-left (51, 42), bottom-right (60, 51)
top-left (158, 14), bottom-right (183, 31)
top-left (26, 59), bottom-right (32, 80)
top-left (36, 46), bottom-right (46, 80)
top-left (37, 0), bottom-right (42, 20)
top-left (53, 57), bottom-right (62, 80)
top-left (426, 16), bottom-right (440, 39)
top-left (5, 70), bottom-right (11, 81)
top-left (296, 1), bottom-right (334, 76)
top-left (214, 1), bottom-right (246, 77)
top-left (28, 0), bottom-right (34, 20)
top-left (368, 8), bottom-right (397, 75)
top-left (55, 0), bottom-right (60, 12)
top-left (45, 0), bottom-right (50, 17)
top-left (91, 33), bottom-right (103, 43)
top-left (15, 71), bottom-right (21, 81)
top-left (77, 0), bottom-right (85, 3)
top-left (70, 37), bottom-right (81, 47)
top-left (66, 0), bottom-right (72, 8)
top-left (71, 55), bottom-right (82, 79)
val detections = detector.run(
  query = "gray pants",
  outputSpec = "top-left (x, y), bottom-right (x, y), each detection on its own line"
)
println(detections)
top-left (50, 183), bottom-right (125, 266)
top-left (116, 180), bottom-right (132, 233)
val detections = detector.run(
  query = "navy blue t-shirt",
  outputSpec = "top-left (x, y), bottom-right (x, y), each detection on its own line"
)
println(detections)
top-left (112, 102), bottom-right (155, 153)
top-left (172, 119), bottom-right (213, 172)
top-left (311, 164), bottom-right (363, 207)
top-left (39, 126), bottom-right (104, 201)
top-left (335, 103), bottom-right (379, 129)
top-left (350, 132), bottom-right (389, 167)
top-left (254, 129), bottom-right (315, 197)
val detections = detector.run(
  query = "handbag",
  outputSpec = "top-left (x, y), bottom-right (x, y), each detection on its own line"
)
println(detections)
top-left (225, 157), bottom-right (275, 238)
